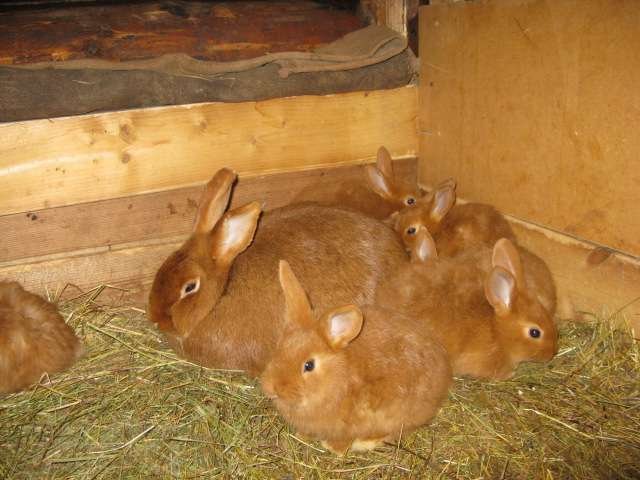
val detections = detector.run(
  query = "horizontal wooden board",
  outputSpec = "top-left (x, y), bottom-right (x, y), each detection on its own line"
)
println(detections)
top-left (0, 159), bottom-right (418, 306)
top-left (509, 217), bottom-right (640, 337)
top-left (0, 86), bottom-right (418, 216)
top-left (418, 1), bottom-right (640, 256)
top-left (0, 1), bottom-right (363, 65)
top-left (0, 158), bottom-right (417, 263)
top-left (0, 238), bottom-right (180, 308)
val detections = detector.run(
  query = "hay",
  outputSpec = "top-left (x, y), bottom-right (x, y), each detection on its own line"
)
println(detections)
top-left (1, 287), bottom-right (639, 479)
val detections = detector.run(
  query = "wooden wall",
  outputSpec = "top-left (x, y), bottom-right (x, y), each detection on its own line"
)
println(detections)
top-left (419, 0), bottom-right (640, 256)
top-left (419, 0), bottom-right (640, 332)
top-left (0, 87), bottom-right (417, 215)
top-left (0, 86), bottom-right (419, 304)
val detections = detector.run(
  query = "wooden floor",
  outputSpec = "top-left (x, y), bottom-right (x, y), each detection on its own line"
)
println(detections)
top-left (0, 1), bottom-right (364, 65)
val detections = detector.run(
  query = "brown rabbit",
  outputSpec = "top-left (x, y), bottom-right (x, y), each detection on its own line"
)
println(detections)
top-left (378, 230), bottom-right (558, 380)
top-left (260, 260), bottom-right (451, 455)
top-left (393, 180), bottom-right (516, 257)
top-left (148, 168), bottom-right (408, 376)
top-left (393, 182), bottom-right (557, 315)
top-left (0, 281), bottom-right (82, 393)
top-left (292, 146), bottom-right (422, 220)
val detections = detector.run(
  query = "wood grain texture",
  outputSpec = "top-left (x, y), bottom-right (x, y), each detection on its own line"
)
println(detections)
top-left (0, 85), bottom-right (418, 216)
top-left (0, 1), bottom-right (363, 65)
top-left (0, 158), bottom-right (417, 263)
top-left (362, 0), bottom-right (420, 36)
top-left (0, 238), bottom-right (179, 308)
top-left (418, 0), bottom-right (640, 256)
top-left (0, 158), bottom-right (418, 306)
top-left (509, 217), bottom-right (640, 337)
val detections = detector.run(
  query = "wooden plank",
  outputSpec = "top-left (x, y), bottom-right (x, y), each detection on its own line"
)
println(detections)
top-left (0, 85), bottom-right (418, 216)
top-left (0, 158), bottom-right (417, 263)
top-left (0, 159), bottom-right (418, 304)
top-left (507, 217), bottom-right (640, 337)
top-left (0, 1), bottom-right (363, 65)
top-left (362, 0), bottom-right (417, 36)
top-left (0, 238), bottom-right (180, 308)
top-left (418, 1), bottom-right (640, 256)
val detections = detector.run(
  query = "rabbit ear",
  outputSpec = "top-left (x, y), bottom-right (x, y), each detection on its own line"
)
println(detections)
top-left (411, 227), bottom-right (438, 263)
top-left (484, 267), bottom-right (517, 317)
top-left (322, 305), bottom-right (363, 350)
top-left (436, 177), bottom-right (457, 191)
top-left (212, 202), bottom-right (262, 264)
top-left (429, 184), bottom-right (456, 223)
top-left (194, 168), bottom-right (237, 234)
top-left (279, 260), bottom-right (313, 327)
top-left (365, 164), bottom-right (396, 200)
top-left (491, 238), bottom-right (524, 288)
top-left (376, 146), bottom-right (394, 179)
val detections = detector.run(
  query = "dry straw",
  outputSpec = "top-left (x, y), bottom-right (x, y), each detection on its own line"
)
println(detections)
top-left (1, 286), bottom-right (638, 479)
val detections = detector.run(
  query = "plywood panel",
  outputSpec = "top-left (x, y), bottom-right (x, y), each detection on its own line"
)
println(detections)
top-left (0, 159), bottom-right (417, 262)
top-left (419, 0), bottom-right (640, 256)
top-left (0, 86), bottom-right (418, 215)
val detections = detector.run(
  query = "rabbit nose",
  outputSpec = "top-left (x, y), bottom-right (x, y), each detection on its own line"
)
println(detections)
top-left (260, 378), bottom-right (278, 400)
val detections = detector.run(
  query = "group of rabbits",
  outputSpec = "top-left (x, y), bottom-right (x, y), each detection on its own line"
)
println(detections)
top-left (0, 147), bottom-right (559, 456)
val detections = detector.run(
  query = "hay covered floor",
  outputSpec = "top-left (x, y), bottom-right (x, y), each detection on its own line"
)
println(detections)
top-left (1, 288), bottom-right (639, 479)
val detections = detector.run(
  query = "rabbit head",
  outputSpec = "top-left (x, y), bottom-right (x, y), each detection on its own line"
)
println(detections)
top-left (261, 260), bottom-right (362, 414)
top-left (392, 180), bottom-right (457, 251)
top-left (484, 238), bottom-right (558, 364)
top-left (364, 146), bottom-right (424, 213)
top-left (148, 168), bottom-right (262, 336)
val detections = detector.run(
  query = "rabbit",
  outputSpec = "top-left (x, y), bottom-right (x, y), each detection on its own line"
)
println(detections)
top-left (392, 180), bottom-right (516, 257)
top-left (148, 168), bottom-right (408, 376)
top-left (292, 146), bottom-right (423, 220)
top-left (378, 229), bottom-right (558, 380)
top-left (260, 260), bottom-right (452, 455)
top-left (392, 181), bottom-right (557, 315)
top-left (0, 281), bottom-right (82, 393)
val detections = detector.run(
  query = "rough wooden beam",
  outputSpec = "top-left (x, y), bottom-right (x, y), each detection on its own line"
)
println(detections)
top-left (361, 0), bottom-right (415, 36)
top-left (0, 1), bottom-right (364, 65)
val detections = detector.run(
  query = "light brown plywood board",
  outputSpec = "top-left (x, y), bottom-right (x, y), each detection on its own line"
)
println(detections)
top-left (419, 0), bottom-right (640, 256)
top-left (0, 86), bottom-right (418, 215)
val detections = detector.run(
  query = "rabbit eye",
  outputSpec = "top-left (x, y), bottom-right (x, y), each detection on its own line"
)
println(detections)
top-left (180, 278), bottom-right (200, 298)
top-left (406, 226), bottom-right (417, 235)
top-left (529, 328), bottom-right (541, 339)
top-left (406, 197), bottom-right (416, 206)
top-left (303, 359), bottom-right (315, 373)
